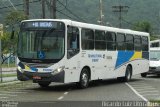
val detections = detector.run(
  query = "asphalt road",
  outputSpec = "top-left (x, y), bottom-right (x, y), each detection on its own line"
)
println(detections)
top-left (0, 75), bottom-right (160, 107)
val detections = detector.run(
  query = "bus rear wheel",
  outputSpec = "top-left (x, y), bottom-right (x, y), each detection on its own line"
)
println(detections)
top-left (79, 68), bottom-right (89, 89)
top-left (124, 66), bottom-right (132, 82)
top-left (118, 66), bottom-right (132, 82)
top-left (38, 82), bottom-right (51, 88)
top-left (141, 73), bottom-right (147, 77)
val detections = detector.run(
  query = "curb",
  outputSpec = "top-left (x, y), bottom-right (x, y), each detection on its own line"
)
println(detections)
top-left (0, 81), bottom-right (20, 86)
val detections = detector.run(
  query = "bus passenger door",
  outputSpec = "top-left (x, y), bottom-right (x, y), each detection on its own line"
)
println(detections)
top-left (65, 26), bottom-right (80, 82)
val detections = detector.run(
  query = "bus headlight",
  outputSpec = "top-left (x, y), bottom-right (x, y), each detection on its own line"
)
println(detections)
top-left (52, 66), bottom-right (65, 74)
top-left (18, 66), bottom-right (24, 73)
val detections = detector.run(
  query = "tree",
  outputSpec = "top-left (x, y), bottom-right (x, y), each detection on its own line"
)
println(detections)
top-left (133, 21), bottom-right (152, 33)
top-left (1, 11), bottom-right (27, 64)
top-left (5, 11), bottom-right (27, 29)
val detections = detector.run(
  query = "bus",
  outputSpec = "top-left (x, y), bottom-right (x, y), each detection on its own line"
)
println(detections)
top-left (17, 19), bottom-right (150, 88)
top-left (141, 47), bottom-right (160, 77)
top-left (150, 39), bottom-right (160, 47)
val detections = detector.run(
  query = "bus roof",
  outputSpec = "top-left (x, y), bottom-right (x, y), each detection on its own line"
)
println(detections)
top-left (150, 47), bottom-right (160, 51)
top-left (22, 19), bottom-right (149, 37)
top-left (150, 39), bottom-right (160, 43)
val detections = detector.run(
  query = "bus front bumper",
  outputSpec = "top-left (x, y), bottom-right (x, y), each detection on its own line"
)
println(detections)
top-left (17, 70), bottom-right (65, 83)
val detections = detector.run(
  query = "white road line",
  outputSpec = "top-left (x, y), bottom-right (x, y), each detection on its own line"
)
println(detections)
top-left (0, 94), bottom-right (17, 97)
top-left (129, 84), bottom-right (150, 87)
top-left (143, 94), bottom-right (159, 96)
top-left (125, 83), bottom-right (148, 102)
top-left (132, 85), bottom-right (153, 88)
top-left (64, 92), bottom-right (68, 95)
top-left (139, 91), bottom-right (159, 94)
top-left (134, 87), bottom-right (156, 90)
top-left (0, 97), bottom-right (8, 99)
top-left (0, 91), bottom-right (27, 94)
top-left (58, 96), bottom-right (64, 100)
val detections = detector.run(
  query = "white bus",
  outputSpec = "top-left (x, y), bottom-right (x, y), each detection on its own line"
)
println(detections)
top-left (17, 19), bottom-right (150, 88)
top-left (141, 47), bottom-right (160, 77)
top-left (150, 39), bottom-right (160, 47)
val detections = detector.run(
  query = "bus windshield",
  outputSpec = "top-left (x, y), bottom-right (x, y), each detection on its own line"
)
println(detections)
top-left (150, 51), bottom-right (160, 60)
top-left (18, 21), bottom-right (65, 63)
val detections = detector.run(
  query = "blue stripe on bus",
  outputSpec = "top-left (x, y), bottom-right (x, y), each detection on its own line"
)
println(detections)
top-left (115, 51), bottom-right (134, 68)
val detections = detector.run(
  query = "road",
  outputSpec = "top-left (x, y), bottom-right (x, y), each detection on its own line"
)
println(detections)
top-left (0, 75), bottom-right (159, 107)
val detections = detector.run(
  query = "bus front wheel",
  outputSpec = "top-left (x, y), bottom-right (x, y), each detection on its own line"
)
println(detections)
top-left (79, 68), bottom-right (90, 88)
top-left (38, 82), bottom-right (51, 88)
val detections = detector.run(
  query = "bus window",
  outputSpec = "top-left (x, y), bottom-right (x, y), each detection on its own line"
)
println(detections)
top-left (106, 32), bottom-right (116, 50)
top-left (117, 33), bottom-right (125, 50)
top-left (142, 36), bottom-right (148, 51)
top-left (81, 28), bottom-right (94, 50)
top-left (67, 26), bottom-right (79, 59)
top-left (95, 30), bottom-right (106, 50)
top-left (134, 35), bottom-right (142, 51)
top-left (126, 34), bottom-right (134, 51)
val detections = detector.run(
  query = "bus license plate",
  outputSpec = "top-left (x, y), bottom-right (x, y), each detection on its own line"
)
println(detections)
top-left (33, 76), bottom-right (41, 80)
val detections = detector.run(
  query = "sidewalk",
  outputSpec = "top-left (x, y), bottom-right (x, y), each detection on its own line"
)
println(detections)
top-left (2, 67), bottom-right (16, 72)
top-left (2, 77), bottom-right (17, 82)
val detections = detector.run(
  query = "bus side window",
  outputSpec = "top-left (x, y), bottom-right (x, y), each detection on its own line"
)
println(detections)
top-left (106, 32), bottom-right (116, 50)
top-left (126, 34), bottom-right (134, 51)
top-left (134, 35), bottom-right (142, 51)
top-left (117, 33), bottom-right (125, 50)
top-left (67, 26), bottom-right (80, 59)
top-left (142, 36), bottom-right (149, 51)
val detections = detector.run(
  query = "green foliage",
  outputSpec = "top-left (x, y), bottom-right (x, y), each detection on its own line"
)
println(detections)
top-left (133, 21), bottom-right (152, 33)
top-left (150, 35), bottom-right (159, 41)
top-left (2, 11), bottom-right (27, 54)
top-left (5, 11), bottom-right (27, 28)
top-left (1, 31), bottom-right (18, 54)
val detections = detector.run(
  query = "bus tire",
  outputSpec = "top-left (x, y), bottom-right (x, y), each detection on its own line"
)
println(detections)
top-left (118, 66), bottom-right (132, 82)
top-left (79, 68), bottom-right (90, 89)
top-left (141, 73), bottom-right (147, 77)
top-left (38, 82), bottom-right (51, 88)
top-left (124, 65), bottom-right (132, 82)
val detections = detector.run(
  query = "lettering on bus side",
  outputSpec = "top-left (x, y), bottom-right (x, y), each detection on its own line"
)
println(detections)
top-left (88, 54), bottom-right (105, 62)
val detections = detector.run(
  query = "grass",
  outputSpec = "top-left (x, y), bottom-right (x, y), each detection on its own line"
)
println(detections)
top-left (150, 100), bottom-right (160, 104)
top-left (1, 73), bottom-right (17, 77)
top-left (1, 63), bottom-right (16, 68)
top-left (149, 100), bottom-right (160, 106)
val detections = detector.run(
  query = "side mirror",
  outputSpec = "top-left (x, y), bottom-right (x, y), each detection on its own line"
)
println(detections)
top-left (10, 30), bottom-right (14, 39)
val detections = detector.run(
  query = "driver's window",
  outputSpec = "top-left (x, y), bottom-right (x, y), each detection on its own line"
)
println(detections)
top-left (67, 26), bottom-right (79, 59)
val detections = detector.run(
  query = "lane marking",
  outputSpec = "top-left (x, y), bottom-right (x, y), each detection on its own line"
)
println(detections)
top-left (57, 92), bottom-right (69, 100)
top-left (0, 97), bottom-right (8, 99)
top-left (64, 92), bottom-right (68, 95)
top-left (125, 82), bottom-right (148, 102)
top-left (134, 87), bottom-right (156, 90)
top-left (58, 96), bottom-right (64, 100)
top-left (0, 94), bottom-right (17, 97)
top-left (142, 94), bottom-right (160, 96)
top-left (0, 91), bottom-right (27, 94)
top-left (139, 91), bottom-right (159, 94)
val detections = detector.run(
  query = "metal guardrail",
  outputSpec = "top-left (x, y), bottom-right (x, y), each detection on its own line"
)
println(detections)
top-left (0, 67), bottom-right (17, 82)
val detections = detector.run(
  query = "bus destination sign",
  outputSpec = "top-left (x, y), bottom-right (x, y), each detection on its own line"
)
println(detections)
top-left (22, 21), bottom-right (57, 28)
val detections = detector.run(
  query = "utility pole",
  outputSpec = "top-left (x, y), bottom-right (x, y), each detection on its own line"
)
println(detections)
top-left (0, 24), bottom-right (3, 82)
top-left (98, 0), bottom-right (104, 25)
top-left (50, 0), bottom-right (56, 19)
top-left (24, 0), bottom-right (29, 18)
top-left (42, 0), bottom-right (46, 18)
top-left (112, 5), bottom-right (129, 28)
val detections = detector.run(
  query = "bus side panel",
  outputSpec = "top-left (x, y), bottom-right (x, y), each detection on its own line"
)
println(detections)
top-left (101, 51), bottom-right (118, 79)
top-left (64, 54), bottom-right (82, 83)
